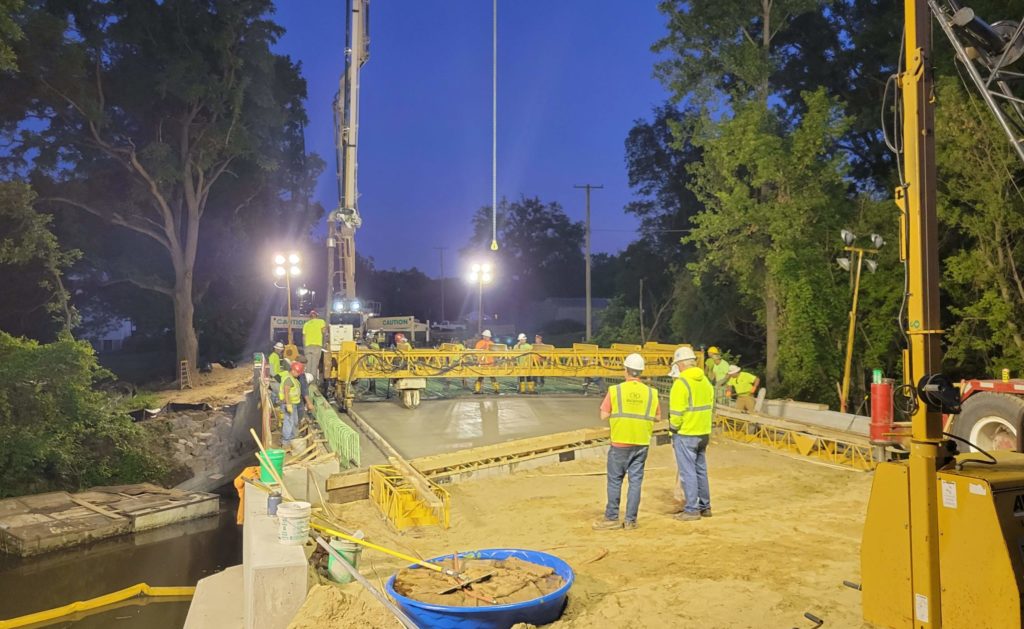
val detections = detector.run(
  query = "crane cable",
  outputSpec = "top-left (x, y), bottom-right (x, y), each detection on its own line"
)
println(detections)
top-left (490, 0), bottom-right (500, 251)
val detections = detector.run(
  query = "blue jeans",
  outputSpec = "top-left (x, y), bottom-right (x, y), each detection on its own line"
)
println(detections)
top-left (673, 434), bottom-right (711, 514)
top-left (604, 445), bottom-right (649, 523)
top-left (281, 404), bottom-right (298, 445)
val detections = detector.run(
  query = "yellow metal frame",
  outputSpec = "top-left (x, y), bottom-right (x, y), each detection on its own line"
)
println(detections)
top-left (368, 464), bottom-right (451, 530)
top-left (0, 583), bottom-right (195, 629)
top-left (715, 414), bottom-right (877, 471)
top-left (336, 341), bottom-right (689, 381)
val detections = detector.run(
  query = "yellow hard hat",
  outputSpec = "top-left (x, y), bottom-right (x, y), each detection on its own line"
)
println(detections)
top-left (708, 346), bottom-right (721, 356)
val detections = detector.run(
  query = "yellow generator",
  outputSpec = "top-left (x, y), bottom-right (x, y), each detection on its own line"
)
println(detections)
top-left (862, 452), bottom-right (1024, 627)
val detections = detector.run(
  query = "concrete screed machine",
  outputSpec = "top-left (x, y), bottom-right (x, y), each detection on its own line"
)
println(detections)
top-left (861, 1), bottom-right (1024, 627)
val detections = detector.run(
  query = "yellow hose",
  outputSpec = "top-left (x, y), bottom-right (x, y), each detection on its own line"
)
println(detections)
top-left (0, 583), bottom-right (195, 629)
top-left (310, 520), bottom-right (445, 574)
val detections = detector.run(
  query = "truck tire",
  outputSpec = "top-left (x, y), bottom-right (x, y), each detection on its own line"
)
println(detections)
top-left (951, 392), bottom-right (1024, 452)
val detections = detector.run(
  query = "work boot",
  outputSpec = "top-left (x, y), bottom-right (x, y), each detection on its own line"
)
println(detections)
top-left (701, 509), bottom-right (713, 518)
top-left (528, 381), bottom-right (537, 394)
top-left (623, 521), bottom-right (639, 530)
top-left (674, 511), bottom-right (701, 522)
top-left (473, 381), bottom-right (482, 395)
top-left (592, 518), bottom-right (622, 531)
top-left (492, 382), bottom-right (500, 394)
top-left (518, 381), bottom-right (526, 394)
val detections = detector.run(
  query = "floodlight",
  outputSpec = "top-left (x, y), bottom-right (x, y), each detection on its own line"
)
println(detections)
top-left (351, 301), bottom-right (361, 310)
top-left (290, 266), bottom-right (301, 277)
top-left (870, 234), bottom-right (885, 249)
top-left (482, 273), bottom-right (492, 283)
top-left (865, 259), bottom-right (878, 273)
top-left (288, 253), bottom-right (300, 265)
top-left (274, 254), bottom-right (286, 265)
top-left (274, 266), bottom-right (286, 277)
top-left (471, 263), bottom-right (481, 273)
top-left (841, 229), bottom-right (856, 246)
top-left (482, 262), bottom-right (492, 273)
top-left (837, 257), bottom-right (851, 271)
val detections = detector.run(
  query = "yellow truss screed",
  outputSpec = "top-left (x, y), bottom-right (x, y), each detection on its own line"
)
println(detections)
top-left (333, 341), bottom-right (696, 381)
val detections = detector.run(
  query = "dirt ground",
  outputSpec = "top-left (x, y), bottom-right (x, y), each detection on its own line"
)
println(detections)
top-left (289, 438), bottom-right (875, 628)
top-left (152, 364), bottom-right (254, 407)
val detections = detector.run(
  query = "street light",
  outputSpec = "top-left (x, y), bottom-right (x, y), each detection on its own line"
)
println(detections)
top-left (468, 261), bottom-right (494, 335)
top-left (836, 231), bottom-right (883, 413)
top-left (274, 252), bottom-right (301, 345)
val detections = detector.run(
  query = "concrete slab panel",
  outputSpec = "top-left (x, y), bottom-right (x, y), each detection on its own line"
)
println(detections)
top-left (18, 491), bottom-right (73, 511)
top-left (354, 396), bottom-right (607, 459)
top-left (132, 494), bottom-right (219, 532)
top-left (184, 564), bottom-right (244, 629)
top-left (0, 498), bottom-right (29, 517)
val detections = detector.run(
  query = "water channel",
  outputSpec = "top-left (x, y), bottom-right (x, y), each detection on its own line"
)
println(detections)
top-left (0, 484), bottom-right (242, 628)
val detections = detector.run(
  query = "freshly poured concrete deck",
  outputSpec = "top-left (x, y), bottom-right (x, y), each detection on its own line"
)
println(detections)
top-left (353, 395), bottom-right (606, 459)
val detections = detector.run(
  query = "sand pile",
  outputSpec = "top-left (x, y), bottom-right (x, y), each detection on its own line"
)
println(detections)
top-left (287, 583), bottom-right (402, 629)
top-left (394, 556), bottom-right (565, 606)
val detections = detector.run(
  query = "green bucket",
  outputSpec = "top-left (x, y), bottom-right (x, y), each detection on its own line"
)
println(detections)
top-left (258, 448), bottom-right (285, 483)
top-left (327, 539), bottom-right (362, 584)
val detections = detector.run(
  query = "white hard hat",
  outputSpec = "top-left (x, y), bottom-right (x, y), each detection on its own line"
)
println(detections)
top-left (728, 365), bottom-right (742, 376)
top-left (673, 346), bottom-right (697, 363)
top-left (274, 342), bottom-right (284, 350)
top-left (482, 329), bottom-right (492, 338)
top-left (623, 353), bottom-right (645, 372)
top-left (517, 333), bottom-right (527, 341)
top-left (305, 373), bottom-right (314, 384)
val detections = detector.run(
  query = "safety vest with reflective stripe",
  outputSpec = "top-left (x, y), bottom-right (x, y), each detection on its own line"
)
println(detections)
top-left (279, 374), bottom-right (301, 405)
top-left (268, 351), bottom-right (285, 378)
top-left (607, 380), bottom-right (660, 446)
top-left (670, 367), bottom-right (715, 435)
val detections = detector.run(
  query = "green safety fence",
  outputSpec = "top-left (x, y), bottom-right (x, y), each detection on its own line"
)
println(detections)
top-left (310, 389), bottom-right (360, 468)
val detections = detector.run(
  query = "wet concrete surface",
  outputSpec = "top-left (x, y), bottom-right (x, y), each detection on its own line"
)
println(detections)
top-left (353, 394), bottom-right (609, 459)
top-left (0, 485), bottom-right (242, 628)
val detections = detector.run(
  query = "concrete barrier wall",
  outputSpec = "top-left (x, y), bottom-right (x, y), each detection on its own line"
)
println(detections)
top-left (242, 483), bottom-right (308, 629)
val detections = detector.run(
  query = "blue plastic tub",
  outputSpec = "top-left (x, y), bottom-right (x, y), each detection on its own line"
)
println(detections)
top-left (385, 548), bottom-right (574, 629)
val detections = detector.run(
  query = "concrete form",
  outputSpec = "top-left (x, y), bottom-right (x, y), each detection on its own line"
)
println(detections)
top-left (184, 565), bottom-right (244, 629)
top-left (241, 482), bottom-right (308, 629)
top-left (0, 484), bottom-right (218, 557)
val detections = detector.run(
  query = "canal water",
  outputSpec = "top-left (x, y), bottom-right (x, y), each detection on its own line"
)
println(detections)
top-left (0, 484), bottom-right (242, 628)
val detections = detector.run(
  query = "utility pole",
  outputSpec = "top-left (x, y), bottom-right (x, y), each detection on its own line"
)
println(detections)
top-left (574, 184), bottom-right (603, 341)
top-left (638, 278), bottom-right (645, 342)
top-left (434, 247), bottom-right (447, 323)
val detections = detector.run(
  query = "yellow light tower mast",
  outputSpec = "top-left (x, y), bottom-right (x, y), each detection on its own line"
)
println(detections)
top-left (898, 0), bottom-right (946, 623)
top-left (328, 0), bottom-right (369, 307)
top-left (862, 2), bottom-right (1024, 627)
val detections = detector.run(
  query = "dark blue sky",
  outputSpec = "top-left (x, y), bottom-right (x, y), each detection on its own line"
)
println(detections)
top-left (272, 1), bottom-right (670, 276)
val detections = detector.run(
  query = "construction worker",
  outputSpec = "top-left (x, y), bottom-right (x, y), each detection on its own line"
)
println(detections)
top-left (301, 310), bottom-right (327, 383)
top-left (514, 333), bottom-right (535, 394)
top-left (394, 332), bottom-right (412, 351)
top-left (279, 362), bottom-right (304, 449)
top-left (267, 341), bottom-right (288, 397)
top-left (295, 360), bottom-right (315, 428)
top-left (366, 333), bottom-right (381, 395)
top-left (669, 346), bottom-right (715, 521)
top-left (705, 346), bottom-right (732, 406)
top-left (534, 334), bottom-right (546, 389)
top-left (473, 329), bottom-right (500, 394)
top-left (593, 353), bottom-right (660, 531)
top-left (727, 365), bottom-right (761, 412)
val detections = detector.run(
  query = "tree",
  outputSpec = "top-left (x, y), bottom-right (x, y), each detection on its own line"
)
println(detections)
top-left (0, 332), bottom-right (175, 497)
top-left (0, 182), bottom-right (79, 339)
top-left (935, 76), bottom-right (1024, 375)
top-left (1, 0), bottom-right (316, 375)
top-left (464, 197), bottom-right (585, 320)
top-left (686, 89), bottom-right (853, 399)
top-left (0, 0), bottom-right (23, 72)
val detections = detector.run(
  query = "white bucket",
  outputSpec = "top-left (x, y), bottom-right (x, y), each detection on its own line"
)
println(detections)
top-left (277, 501), bottom-right (311, 545)
top-left (327, 539), bottom-right (362, 584)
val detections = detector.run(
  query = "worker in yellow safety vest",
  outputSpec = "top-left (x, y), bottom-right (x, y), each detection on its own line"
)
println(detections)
top-left (514, 333), bottom-right (536, 394)
top-left (726, 365), bottom-right (760, 412)
top-left (669, 346), bottom-right (715, 521)
top-left (279, 362), bottom-right (303, 449)
top-left (593, 353), bottom-right (661, 531)
top-left (267, 341), bottom-right (288, 398)
top-left (301, 310), bottom-right (327, 383)
top-left (705, 346), bottom-right (732, 406)
top-left (473, 330), bottom-right (500, 394)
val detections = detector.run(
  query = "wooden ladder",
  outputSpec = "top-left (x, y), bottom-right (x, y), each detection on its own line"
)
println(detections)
top-left (179, 360), bottom-right (193, 390)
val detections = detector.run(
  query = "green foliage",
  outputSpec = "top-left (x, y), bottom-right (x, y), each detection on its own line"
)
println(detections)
top-left (935, 77), bottom-right (1024, 377)
top-left (594, 297), bottom-right (643, 347)
top-left (685, 89), bottom-right (854, 400)
top-left (0, 332), bottom-right (174, 497)
top-left (0, 0), bottom-right (23, 72)
top-left (0, 182), bottom-right (80, 339)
